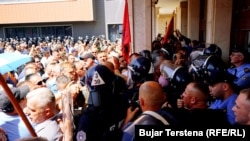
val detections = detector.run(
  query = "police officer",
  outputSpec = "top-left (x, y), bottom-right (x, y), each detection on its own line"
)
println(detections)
top-left (203, 44), bottom-right (222, 58)
top-left (208, 70), bottom-right (238, 125)
top-left (125, 56), bottom-right (152, 104)
top-left (227, 48), bottom-right (250, 91)
top-left (76, 64), bottom-right (127, 141)
top-left (159, 60), bottom-right (193, 108)
top-left (189, 51), bottom-right (226, 82)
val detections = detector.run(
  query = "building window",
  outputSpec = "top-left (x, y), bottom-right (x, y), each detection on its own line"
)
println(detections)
top-left (4, 25), bottom-right (72, 39)
top-left (107, 24), bottom-right (122, 42)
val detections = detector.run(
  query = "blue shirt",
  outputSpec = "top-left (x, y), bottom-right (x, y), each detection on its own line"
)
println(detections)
top-left (228, 63), bottom-right (250, 90)
top-left (46, 77), bottom-right (58, 94)
top-left (0, 112), bottom-right (31, 141)
top-left (210, 94), bottom-right (238, 125)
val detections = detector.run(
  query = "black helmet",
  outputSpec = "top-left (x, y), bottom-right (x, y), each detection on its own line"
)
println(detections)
top-left (86, 64), bottom-right (115, 91)
top-left (139, 49), bottom-right (151, 60)
top-left (151, 49), bottom-right (170, 67)
top-left (190, 55), bottom-right (226, 82)
top-left (85, 64), bottom-right (116, 107)
top-left (160, 60), bottom-right (193, 91)
top-left (203, 44), bottom-right (222, 58)
top-left (128, 56), bottom-right (151, 83)
top-left (160, 60), bottom-right (193, 108)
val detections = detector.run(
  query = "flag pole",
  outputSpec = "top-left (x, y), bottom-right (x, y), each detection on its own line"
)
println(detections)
top-left (0, 74), bottom-right (37, 137)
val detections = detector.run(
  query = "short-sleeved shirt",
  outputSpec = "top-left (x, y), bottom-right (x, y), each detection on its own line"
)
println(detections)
top-left (210, 94), bottom-right (238, 125)
top-left (228, 63), bottom-right (250, 90)
top-left (0, 112), bottom-right (31, 141)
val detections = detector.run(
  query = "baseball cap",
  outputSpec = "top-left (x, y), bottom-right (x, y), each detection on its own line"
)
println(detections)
top-left (231, 47), bottom-right (250, 62)
top-left (231, 47), bottom-right (247, 56)
top-left (207, 71), bottom-right (236, 86)
top-left (80, 52), bottom-right (95, 60)
top-left (0, 85), bottom-right (30, 110)
top-left (71, 48), bottom-right (78, 53)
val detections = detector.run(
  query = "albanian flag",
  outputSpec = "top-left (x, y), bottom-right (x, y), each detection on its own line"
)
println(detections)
top-left (122, 0), bottom-right (131, 63)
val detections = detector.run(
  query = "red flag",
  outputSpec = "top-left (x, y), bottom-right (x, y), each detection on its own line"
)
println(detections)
top-left (122, 0), bottom-right (131, 63)
top-left (163, 14), bottom-right (174, 45)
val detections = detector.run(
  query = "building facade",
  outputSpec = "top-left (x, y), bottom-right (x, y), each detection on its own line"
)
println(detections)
top-left (0, 0), bottom-right (250, 62)
top-left (0, 0), bottom-right (122, 41)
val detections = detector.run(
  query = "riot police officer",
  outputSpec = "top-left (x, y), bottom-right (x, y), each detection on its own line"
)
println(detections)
top-left (125, 56), bottom-right (152, 103)
top-left (159, 60), bottom-right (193, 108)
top-left (77, 64), bottom-right (127, 141)
top-left (189, 54), bottom-right (226, 82)
top-left (203, 44), bottom-right (222, 58)
top-left (227, 48), bottom-right (250, 91)
top-left (189, 44), bottom-right (226, 83)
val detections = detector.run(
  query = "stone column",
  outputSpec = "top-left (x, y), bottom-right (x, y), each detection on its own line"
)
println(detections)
top-left (176, 1), bottom-right (188, 36)
top-left (132, 0), bottom-right (152, 53)
top-left (187, 0), bottom-right (200, 40)
top-left (152, 2), bottom-right (157, 40)
top-left (206, 0), bottom-right (232, 61)
top-left (155, 7), bottom-right (160, 37)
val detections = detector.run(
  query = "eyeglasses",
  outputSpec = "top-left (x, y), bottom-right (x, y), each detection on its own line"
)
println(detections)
top-left (36, 80), bottom-right (43, 85)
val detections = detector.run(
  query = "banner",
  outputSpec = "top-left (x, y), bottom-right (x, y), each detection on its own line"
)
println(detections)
top-left (122, 0), bottom-right (131, 63)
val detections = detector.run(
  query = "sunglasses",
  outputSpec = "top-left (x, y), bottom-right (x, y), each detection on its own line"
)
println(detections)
top-left (36, 80), bottom-right (43, 85)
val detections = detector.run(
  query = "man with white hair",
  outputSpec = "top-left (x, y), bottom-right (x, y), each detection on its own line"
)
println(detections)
top-left (25, 88), bottom-right (62, 141)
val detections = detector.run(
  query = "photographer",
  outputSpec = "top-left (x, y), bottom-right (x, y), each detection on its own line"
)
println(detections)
top-left (121, 81), bottom-right (169, 141)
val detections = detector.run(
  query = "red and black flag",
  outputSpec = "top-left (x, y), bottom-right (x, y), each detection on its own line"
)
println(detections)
top-left (122, 0), bottom-right (131, 63)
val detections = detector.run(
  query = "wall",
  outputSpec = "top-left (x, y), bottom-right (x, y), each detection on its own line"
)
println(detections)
top-left (157, 14), bottom-right (171, 36)
top-left (105, 0), bottom-right (124, 24)
top-left (0, 0), bottom-right (106, 38)
top-left (0, 0), bottom-right (94, 24)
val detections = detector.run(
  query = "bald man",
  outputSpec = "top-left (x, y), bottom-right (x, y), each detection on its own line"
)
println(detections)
top-left (138, 81), bottom-right (166, 112)
top-left (178, 82), bottom-right (209, 110)
top-left (122, 81), bottom-right (168, 141)
top-left (176, 81), bottom-right (229, 126)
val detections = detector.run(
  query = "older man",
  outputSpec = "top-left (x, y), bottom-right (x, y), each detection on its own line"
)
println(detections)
top-left (80, 52), bottom-right (96, 71)
top-left (232, 88), bottom-right (250, 125)
top-left (227, 48), bottom-right (250, 91)
top-left (25, 88), bottom-right (62, 141)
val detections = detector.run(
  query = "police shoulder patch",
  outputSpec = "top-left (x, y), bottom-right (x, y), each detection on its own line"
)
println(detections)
top-left (244, 68), bottom-right (250, 73)
top-left (91, 71), bottom-right (105, 86)
top-left (76, 130), bottom-right (86, 141)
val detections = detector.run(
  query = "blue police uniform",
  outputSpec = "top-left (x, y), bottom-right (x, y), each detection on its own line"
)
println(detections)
top-left (210, 93), bottom-right (238, 125)
top-left (227, 63), bottom-right (250, 90)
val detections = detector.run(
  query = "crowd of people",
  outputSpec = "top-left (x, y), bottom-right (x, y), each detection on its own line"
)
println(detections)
top-left (0, 30), bottom-right (250, 141)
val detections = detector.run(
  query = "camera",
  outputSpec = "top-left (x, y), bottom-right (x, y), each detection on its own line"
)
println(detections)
top-left (128, 99), bottom-right (140, 111)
